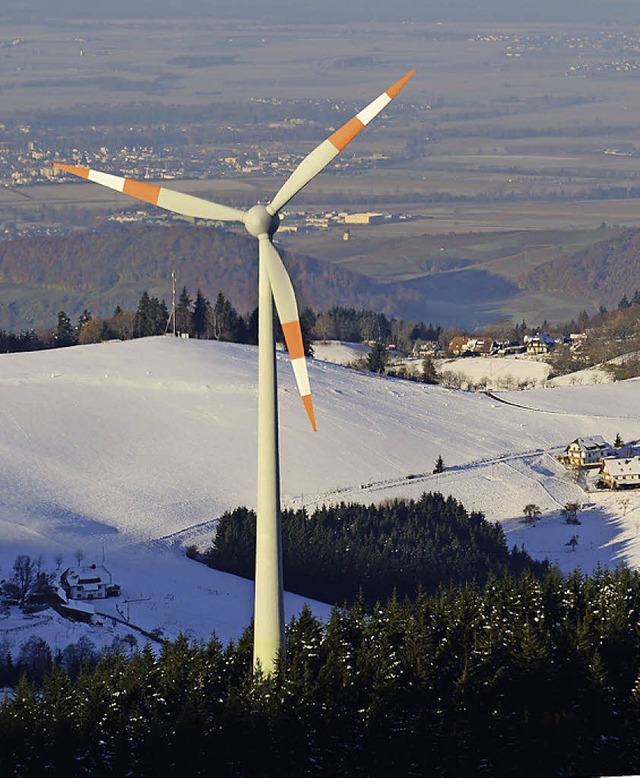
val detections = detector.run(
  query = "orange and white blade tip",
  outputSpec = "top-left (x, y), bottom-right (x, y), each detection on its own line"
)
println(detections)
top-left (387, 68), bottom-right (416, 99)
top-left (302, 395), bottom-right (317, 432)
top-left (328, 68), bottom-right (415, 152)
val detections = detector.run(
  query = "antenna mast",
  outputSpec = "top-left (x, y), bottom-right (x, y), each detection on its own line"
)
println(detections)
top-left (171, 267), bottom-right (176, 336)
top-left (165, 267), bottom-right (177, 336)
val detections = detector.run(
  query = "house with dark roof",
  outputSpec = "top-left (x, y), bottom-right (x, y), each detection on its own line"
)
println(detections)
top-left (524, 333), bottom-right (556, 355)
top-left (562, 436), bottom-right (614, 467)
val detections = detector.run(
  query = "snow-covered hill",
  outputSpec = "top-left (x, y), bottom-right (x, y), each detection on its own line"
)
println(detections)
top-left (1, 337), bottom-right (639, 653)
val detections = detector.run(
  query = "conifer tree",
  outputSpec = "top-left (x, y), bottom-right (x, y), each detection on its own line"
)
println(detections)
top-left (618, 293), bottom-right (631, 310)
top-left (367, 341), bottom-right (387, 374)
top-left (300, 307), bottom-right (315, 358)
top-left (421, 354), bottom-right (438, 384)
top-left (191, 289), bottom-right (211, 339)
top-left (212, 291), bottom-right (239, 341)
top-left (175, 286), bottom-right (192, 337)
top-left (54, 310), bottom-right (76, 347)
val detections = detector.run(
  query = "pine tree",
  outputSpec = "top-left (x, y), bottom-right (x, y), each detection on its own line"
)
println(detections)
top-left (134, 291), bottom-right (153, 337)
top-left (175, 286), bottom-right (192, 336)
top-left (300, 307), bottom-right (316, 358)
top-left (77, 308), bottom-right (92, 334)
top-left (191, 289), bottom-right (211, 338)
top-left (149, 296), bottom-right (168, 335)
top-left (421, 355), bottom-right (438, 384)
top-left (212, 292), bottom-right (239, 341)
top-left (245, 307), bottom-right (259, 345)
top-left (54, 310), bottom-right (76, 347)
top-left (367, 341), bottom-right (387, 374)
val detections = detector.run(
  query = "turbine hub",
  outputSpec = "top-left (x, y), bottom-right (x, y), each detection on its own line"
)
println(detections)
top-left (243, 205), bottom-right (279, 238)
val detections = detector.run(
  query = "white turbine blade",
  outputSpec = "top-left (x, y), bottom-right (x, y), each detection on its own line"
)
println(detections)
top-left (267, 68), bottom-right (415, 215)
top-left (259, 236), bottom-right (317, 432)
top-left (52, 163), bottom-right (245, 222)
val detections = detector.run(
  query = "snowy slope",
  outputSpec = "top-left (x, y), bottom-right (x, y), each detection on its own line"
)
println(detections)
top-left (1, 337), bottom-right (639, 652)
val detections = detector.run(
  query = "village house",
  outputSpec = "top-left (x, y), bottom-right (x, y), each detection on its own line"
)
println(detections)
top-left (448, 336), bottom-right (468, 356)
top-left (411, 339), bottom-right (440, 358)
top-left (569, 332), bottom-right (587, 351)
top-left (562, 436), bottom-right (614, 467)
top-left (524, 332), bottom-right (556, 354)
top-left (60, 563), bottom-right (120, 601)
top-left (448, 336), bottom-right (495, 357)
top-left (599, 456), bottom-right (640, 489)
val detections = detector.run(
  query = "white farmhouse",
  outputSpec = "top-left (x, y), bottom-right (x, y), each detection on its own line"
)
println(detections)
top-left (61, 564), bottom-right (118, 600)
top-left (600, 456), bottom-right (640, 489)
top-left (563, 436), bottom-right (614, 467)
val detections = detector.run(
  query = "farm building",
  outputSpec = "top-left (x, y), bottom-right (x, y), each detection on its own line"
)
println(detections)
top-left (524, 333), bottom-right (556, 354)
top-left (562, 436), bottom-right (614, 467)
top-left (448, 336), bottom-right (494, 357)
top-left (599, 456), bottom-right (640, 489)
top-left (61, 564), bottom-right (120, 601)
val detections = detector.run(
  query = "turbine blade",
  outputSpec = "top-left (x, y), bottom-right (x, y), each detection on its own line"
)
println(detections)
top-left (52, 163), bottom-right (245, 222)
top-left (259, 236), bottom-right (317, 432)
top-left (267, 68), bottom-right (415, 215)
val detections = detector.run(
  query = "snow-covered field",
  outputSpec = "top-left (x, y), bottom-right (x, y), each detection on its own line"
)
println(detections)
top-left (1, 337), bottom-right (639, 654)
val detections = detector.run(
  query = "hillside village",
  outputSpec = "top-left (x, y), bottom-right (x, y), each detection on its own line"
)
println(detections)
top-left (3, 276), bottom-right (639, 390)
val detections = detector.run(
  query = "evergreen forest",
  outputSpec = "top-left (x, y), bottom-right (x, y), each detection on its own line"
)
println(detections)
top-left (2, 566), bottom-right (640, 776)
top-left (203, 494), bottom-right (547, 606)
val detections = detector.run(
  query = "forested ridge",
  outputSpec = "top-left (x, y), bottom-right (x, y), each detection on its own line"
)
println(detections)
top-left (2, 566), bottom-right (640, 776)
top-left (203, 494), bottom-right (547, 605)
top-left (525, 226), bottom-right (640, 307)
top-left (0, 224), bottom-right (405, 330)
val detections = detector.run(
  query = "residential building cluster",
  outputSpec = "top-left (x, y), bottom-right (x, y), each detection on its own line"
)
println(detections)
top-left (561, 436), bottom-right (640, 489)
top-left (0, 122), bottom-right (412, 239)
top-left (473, 29), bottom-right (640, 58)
top-left (446, 331), bottom-right (575, 358)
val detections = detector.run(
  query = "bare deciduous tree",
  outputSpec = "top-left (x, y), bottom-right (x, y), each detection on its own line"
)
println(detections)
top-left (523, 504), bottom-right (542, 525)
top-left (4, 555), bottom-right (53, 608)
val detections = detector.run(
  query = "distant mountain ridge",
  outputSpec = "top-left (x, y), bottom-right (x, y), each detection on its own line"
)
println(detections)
top-left (0, 225), bottom-right (405, 331)
top-left (524, 228), bottom-right (640, 309)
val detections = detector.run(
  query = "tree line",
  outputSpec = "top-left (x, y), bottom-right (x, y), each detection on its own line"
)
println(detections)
top-left (0, 289), bottom-right (441, 361)
top-left (2, 565), bottom-right (640, 776)
top-left (3, 284), bottom-right (638, 384)
top-left (201, 493), bottom-right (547, 607)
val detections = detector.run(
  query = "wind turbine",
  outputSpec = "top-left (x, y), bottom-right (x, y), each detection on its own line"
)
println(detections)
top-left (53, 68), bottom-right (415, 675)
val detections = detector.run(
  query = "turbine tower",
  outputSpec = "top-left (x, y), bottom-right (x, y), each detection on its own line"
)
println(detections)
top-left (53, 68), bottom-right (415, 675)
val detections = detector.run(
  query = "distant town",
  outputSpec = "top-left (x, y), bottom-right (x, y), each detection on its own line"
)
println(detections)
top-left (0, 118), bottom-right (417, 241)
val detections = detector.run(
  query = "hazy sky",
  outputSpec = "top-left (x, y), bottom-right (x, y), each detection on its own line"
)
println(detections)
top-left (5, 0), bottom-right (640, 24)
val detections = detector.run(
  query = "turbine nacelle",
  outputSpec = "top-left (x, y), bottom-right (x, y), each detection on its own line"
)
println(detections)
top-left (243, 205), bottom-right (280, 238)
